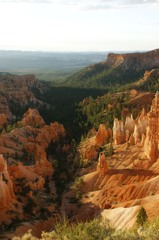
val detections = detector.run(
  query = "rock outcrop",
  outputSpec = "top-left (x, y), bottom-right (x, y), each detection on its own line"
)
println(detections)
top-left (107, 49), bottom-right (159, 71)
top-left (97, 152), bottom-right (108, 173)
top-left (0, 106), bottom-right (69, 238)
top-left (144, 92), bottom-right (159, 161)
top-left (0, 155), bottom-right (15, 209)
top-left (9, 162), bottom-right (45, 192)
top-left (113, 119), bottom-right (126, 145)
top-left (79, 124), bottom-right (112, 161)
top-left (0, 109), bottom-right (66, 224)
top-left (0, 113), bottom-right (7, 129)
top-left (113, 92), bottom-right (159, 161)
top-left (0, 74), bottom-right (48, 120)
top-left (23, 121), bottom-right (66, 177)
top-left (20, 108), bottom-right (45, 127)
top-left (125, 115), bottom-right (135, 133)
top-left (96, 124), bottom-right (112, 146)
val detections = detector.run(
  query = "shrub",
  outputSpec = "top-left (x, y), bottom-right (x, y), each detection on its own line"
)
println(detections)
top-left (12, 229), bottom-right (38, 240)
top-left (49, 217), bottom-right (112, 240)
top-left (12, 216), bottom-right (159, 240)
top-left (23, 197), bottom-right (36, 214)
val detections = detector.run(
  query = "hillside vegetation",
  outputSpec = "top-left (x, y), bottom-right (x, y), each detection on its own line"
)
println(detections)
top-left (63, 49), bottom-right (159, 90)
top-left (12, 217), bottom-right (159, 240)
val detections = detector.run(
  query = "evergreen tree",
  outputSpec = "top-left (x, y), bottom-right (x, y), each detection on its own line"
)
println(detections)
top-left (136, 207), bottom-right (148, 226)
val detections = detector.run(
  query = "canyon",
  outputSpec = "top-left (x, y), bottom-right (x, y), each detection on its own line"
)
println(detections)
top-left (1, 49), bottom-right (159, 238)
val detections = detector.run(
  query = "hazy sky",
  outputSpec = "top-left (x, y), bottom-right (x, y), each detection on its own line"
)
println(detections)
top-left (0, 0), bottom-right (159, 51)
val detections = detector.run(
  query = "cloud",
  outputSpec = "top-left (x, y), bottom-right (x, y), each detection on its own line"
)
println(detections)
top-left (81, 4), bottom-right (111, 11)
top-left (0, 0), bottom-right (77, 3)
top-left (121, 0), bottom-right (159, 6)
top-left (0, 0), bottom-right (52, 2)
top-left (81, 0), bottom-right (159, 10)
top-left (0, 0), bottom-right (158, 9)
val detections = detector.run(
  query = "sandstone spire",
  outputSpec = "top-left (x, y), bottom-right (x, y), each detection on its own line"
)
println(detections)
top-left (125, 115), bottom-right (135, 133)
top-left (96, 124), bottom-right (112, 146)
top-left (97, 152), bottom-right (108, 173)
top-left (113, 119), bottom-right (126, 145)
top-left (144, 92), bottom-right (159, 161)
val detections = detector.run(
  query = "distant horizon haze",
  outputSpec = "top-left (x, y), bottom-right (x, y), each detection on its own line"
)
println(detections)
top-left (0, 51), bottom-right (108, 82)
top-left (0, 49), bottom-right (153, 54)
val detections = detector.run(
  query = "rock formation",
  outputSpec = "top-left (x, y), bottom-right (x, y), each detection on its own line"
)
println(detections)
top-left (17, 109), bottom-right (65, 177)
top-left (113, 92), bottom-right (159, 161)
top-left (9, 162), bottom-right (45, 192)
top-left (0, 96), bottom-right (12, 120)
top-left (133, 124), bottom-right (141, 144)
top-left (20, 108), bottom-right (45, 127)
top-left (114, 111), bottom-right (142, 146)
top-left (0, 155), bottom-right (15, 209)
top-left (113, 119), bottom-right (126, 145)
top-left (137, 69), bottom-right (159, 87)
top-left (97, 152), bottom-right (108, 173)
top-left (0, 74), bottom-right (48, 120)
top-left (125, 115), bottom-right (135, 133)
top-left (107, 49), bottom-right (159, 71)
top-left (0, 113), bottom-right (7, 127)
top-left (0, 108), bottom-right (67, 228)
top-left (78, 139), bottom-right (98, 162)
top-left (143, 92), bottom-right (159, 161)
top-left (79, 124), bottom-right (112, 161)
top-left (96, 124), bottom-right (112, 146)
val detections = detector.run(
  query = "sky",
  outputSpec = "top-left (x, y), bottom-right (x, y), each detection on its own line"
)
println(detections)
top-left (0, 0), bottom-right (158, 52)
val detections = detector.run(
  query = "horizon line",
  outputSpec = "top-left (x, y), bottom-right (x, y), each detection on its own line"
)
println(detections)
top-left (0, 49), bottom-right (149, 53)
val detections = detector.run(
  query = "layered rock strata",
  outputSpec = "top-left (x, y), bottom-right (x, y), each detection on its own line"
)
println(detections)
top-left (113, 92), bottom-right (159, 161)
top-left (0, 74), bottom-right (48, 120)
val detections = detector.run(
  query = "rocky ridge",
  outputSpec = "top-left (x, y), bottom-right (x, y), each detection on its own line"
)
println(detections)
top-left (106, 49), bottom-right (159, 70)
top-left (0, 74), bottom-right (48, 121)
top-left (65, 48), bottom-right (159, 89)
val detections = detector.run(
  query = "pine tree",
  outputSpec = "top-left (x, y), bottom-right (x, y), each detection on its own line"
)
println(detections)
top-left (136, 207), bottom-right (148, 226)
top-left (107, 142), bottom-right (114, 156)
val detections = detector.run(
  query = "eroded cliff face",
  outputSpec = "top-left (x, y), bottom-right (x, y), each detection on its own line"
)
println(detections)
top-left (106, 49), bottom-right (159, 71)
top-left (0, 74), bottom-right (48, 120)
top-left (0, 108), bottom-right (66, 232)
top-left (63, 93), bottom-right (159, 230)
